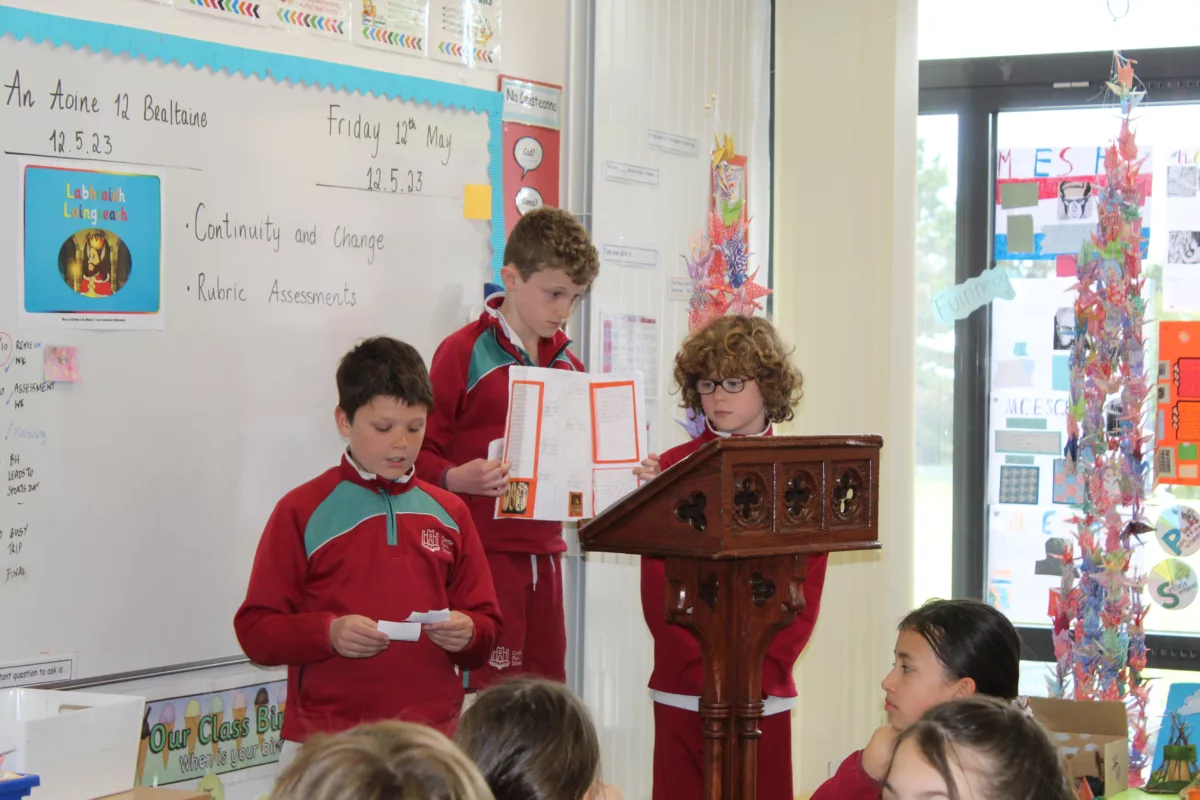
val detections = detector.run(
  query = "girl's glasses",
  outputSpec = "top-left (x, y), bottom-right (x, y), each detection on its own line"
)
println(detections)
top-left (696, 377), bottom-right (748, 395)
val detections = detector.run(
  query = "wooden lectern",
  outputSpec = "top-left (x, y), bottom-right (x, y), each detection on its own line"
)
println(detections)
top-left (579, 435), bottom-right (883, 800)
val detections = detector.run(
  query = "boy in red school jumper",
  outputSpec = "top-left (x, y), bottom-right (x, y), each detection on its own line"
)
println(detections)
top-left (634, 314), bottom-right (825, 800)
top-left (234, 337), bottom-right (502, 758)
top-left (418, 207), bottom-right (599, 689)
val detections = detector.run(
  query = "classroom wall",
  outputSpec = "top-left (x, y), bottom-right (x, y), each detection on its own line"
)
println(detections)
top-left (0, 2), bottom-right (567, 798)
top-left (772, 0), bottom-right (919, 794)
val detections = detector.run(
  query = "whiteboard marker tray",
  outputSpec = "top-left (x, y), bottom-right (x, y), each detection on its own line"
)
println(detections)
top-left (0, 689), bottom-right (145, 800)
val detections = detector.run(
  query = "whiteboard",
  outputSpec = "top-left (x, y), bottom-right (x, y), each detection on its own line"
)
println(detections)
top-left (0, 8), bottom-right (502, 680)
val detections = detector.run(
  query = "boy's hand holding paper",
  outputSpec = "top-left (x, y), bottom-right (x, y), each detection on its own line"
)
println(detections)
top-left (331, 614), bottom-right (390, 658)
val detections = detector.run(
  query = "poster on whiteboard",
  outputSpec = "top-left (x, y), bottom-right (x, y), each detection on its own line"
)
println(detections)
top-left (18, 161), bottom-right (165, 330)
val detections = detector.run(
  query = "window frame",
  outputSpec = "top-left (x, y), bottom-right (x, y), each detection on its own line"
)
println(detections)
top-left (919, 46), bottom-right (1200, 669)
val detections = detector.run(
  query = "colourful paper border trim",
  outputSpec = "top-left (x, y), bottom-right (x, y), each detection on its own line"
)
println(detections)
top-left (0, 7), bottom-right (504, 280)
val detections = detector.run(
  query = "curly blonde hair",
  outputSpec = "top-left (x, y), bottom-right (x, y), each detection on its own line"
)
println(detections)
top-left (674, 315), bottom-right (803, 423)
top-left (503, 207), bottom-right (599, 287)
top-left (272, 721), bottom-right (494, 800)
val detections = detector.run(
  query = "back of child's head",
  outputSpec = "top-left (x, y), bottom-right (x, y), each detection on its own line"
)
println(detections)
top-left (899, 599), bottom-right (1021, 701)
top-left (673, 314), bottom-right (803, 422)
top-left (273, 720), bottom-right (494, 800)
top-left (336, 336), bottom-right (434, 422)
top-left (453, 678), bottom-right (600, 800)
top-left (884, 696), bottom-right (1074, 800)
top-left (502, 207), bottom-right (599, 288)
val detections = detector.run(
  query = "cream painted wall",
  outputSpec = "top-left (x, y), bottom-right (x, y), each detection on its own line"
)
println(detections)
top-left (773, 1), bottom-right (918, 794)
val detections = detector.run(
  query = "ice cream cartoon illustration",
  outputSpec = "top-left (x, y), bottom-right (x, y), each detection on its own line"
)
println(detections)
top-left (254, 688), bottom-right (269, 750)
top-left (184, 699), bottom-right (202, 755)
top-left (137, 706), bottom-right (150, 782)
top-left (158, 703), bottom-right (176, 767)
top-left (209, 695), bottom-right (224, 757)
top-left (232, 692), bottom-right (247, 750)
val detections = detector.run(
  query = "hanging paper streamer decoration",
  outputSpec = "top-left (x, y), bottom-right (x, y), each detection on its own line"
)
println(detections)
top-left (1051, 52), bottom-right (1152, 786)
top-left (676, 135), bottom-right (774, 437)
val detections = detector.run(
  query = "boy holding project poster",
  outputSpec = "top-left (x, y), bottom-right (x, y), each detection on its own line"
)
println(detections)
top-left (419, 208), bottom-right (600, 690)
top-left (633, 314), bottom-right (821, 800)
top-left (234, 337), bottom-right (501, 756)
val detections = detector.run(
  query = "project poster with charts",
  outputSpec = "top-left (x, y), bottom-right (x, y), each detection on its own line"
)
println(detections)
top-left (18, 161), bottom-right (165, 330)
top-left (495, 366), bottom-right (647, 522)
top-left (993, 146), bottom-right (1152, 268)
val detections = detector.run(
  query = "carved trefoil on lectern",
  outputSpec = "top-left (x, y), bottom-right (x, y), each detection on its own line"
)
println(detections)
top-left (580, 435), bottom-right (882, 800)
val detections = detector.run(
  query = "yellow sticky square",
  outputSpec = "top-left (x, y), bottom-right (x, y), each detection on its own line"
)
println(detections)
top-left (463, 185), bottom-right (492, 220)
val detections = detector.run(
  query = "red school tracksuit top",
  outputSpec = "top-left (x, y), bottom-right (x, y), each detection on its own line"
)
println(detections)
top-left (810, 750), bottom-right (882, 799)
top-left (641, 424), bottom-right (829, 706)
top-left (417, 295), bottom-right (584, 555)
top-left (233, 454), bottom-right (502, 743)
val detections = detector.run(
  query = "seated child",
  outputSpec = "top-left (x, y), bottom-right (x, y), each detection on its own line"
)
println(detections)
top-left (234, 337), bottom-right (503, 756)
top-left (812, 599), bottom-right (1022, 799)
top-left (883, 696), bottom-right (1074, 800)
top-left (272, 720), bottom-right (495, 800)
top-left (633, 314), bottom-right (817, 800)
top-left (453, 677), bottom-right (624, 800)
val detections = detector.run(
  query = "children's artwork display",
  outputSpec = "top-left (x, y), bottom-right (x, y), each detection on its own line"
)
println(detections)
top-left (1157, 322), bottom-right (1200, 484)
top-left (994, 146), bottom-right (1152, 265)
top-left (1163, 149), bottom-right (1200, 311)
top-left (494, 367), bottom-right (648, 521)
top-left (1147, 683), bottom-right (1200, 793)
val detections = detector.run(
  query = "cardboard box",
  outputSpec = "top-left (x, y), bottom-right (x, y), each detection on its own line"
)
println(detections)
top-left (1028, 696), bottom-right (1129, 795)
top-left (0, 688), bottom-right (145, 800)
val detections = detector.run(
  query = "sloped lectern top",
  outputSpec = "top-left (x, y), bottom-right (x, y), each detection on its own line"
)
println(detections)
top-left (579, 434), bottom-right (883, 559)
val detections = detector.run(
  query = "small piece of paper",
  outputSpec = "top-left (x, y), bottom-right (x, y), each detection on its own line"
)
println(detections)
top-left (44, 346), bottom-right (79, 382)
top-left (930, 266), bottom-right (1016, 326)
top-left (1000, 182), bottom-right (1040, 209)
top-left (377, 620), bottom-right (421, 641)
top-left (463, 185), bottom-right (492, 220)
top-left (406, 609), bottom-right (451, 624)
top-left (1007, 214), bottom-right (1035, 252)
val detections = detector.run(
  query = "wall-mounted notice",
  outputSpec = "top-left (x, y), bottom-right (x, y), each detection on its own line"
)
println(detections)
top-left (647, 129), bottom-right (699, 158)
top-left (500, 76), bottom-right (560, 237)
top-left (430, 0), bottom-right (500, 68)
top-left (354, 0), bottom-right (430, 55)
top-left (277, 0), bottom-right (353, 39)
top-left (602, 161), bottom-right (659, 186)
top-left (993, 146), bottom-right (1153, 262)
top-left (601, 243), bottom-right (658, 268)
top-left (181, 0), bottom-right (267, 23)
top-left (0, 656), bottom-right (73, 689)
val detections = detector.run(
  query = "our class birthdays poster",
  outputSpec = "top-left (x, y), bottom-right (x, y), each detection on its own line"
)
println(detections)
top-left (136, 680), bottom-right (286, 789)
top-left (19, 163), bottom-right (164, 330)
